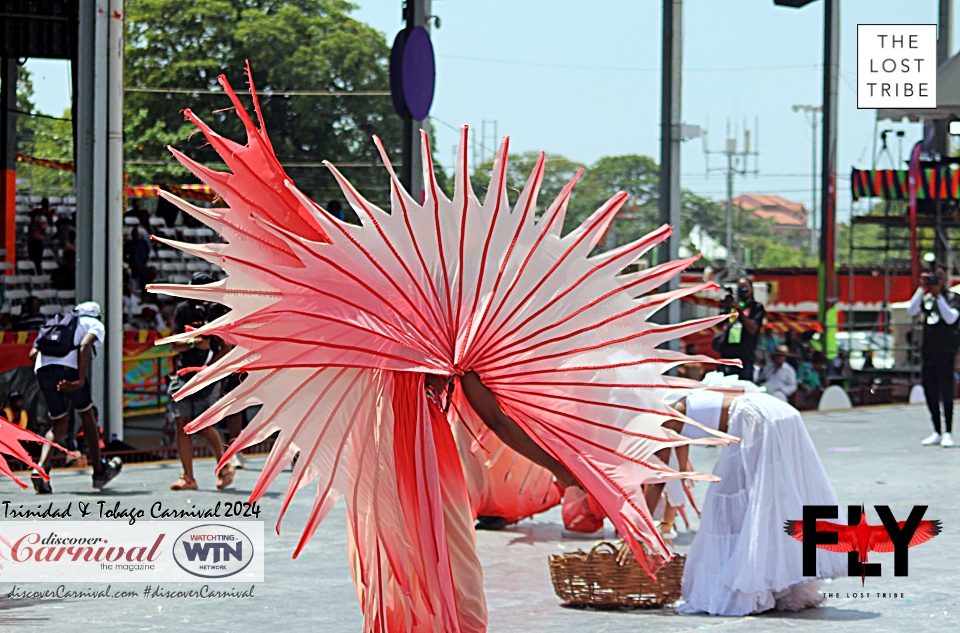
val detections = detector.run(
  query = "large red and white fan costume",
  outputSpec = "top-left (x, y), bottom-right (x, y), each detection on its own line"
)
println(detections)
top-left (150, 69), bottom-right (737, 632)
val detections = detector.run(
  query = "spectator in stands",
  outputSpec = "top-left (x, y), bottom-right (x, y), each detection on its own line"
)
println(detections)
top-left (784, 329), bottom-right (805, 369)
top-left (862, 349), bottom-right (875, 370)
top-left (34, 196), bottom-right (53, 220)
top-left (1, 391), bottom-right (30, 430)
top-left (27, 208), bottom-right (48, 274)
top-left (797, 351), bottom-right (826, 395)
top-left (718, 277), bottom-right (765, 382)
top-left (54, 212), bottom-right (76, 244)
top-left (124, 228), bottom-right (152, 288)
top-left (51, 249), bottom-right (76, 290)
top-left (327, 199), bottom-right (345, 221)
top-left (62, 227), bottom-right (76, 254)
top-left (130, 304), bottom-right (164, 331)
top-left (15, 296), bottom-right (47, 331)
top-left (123, 280), bottom-right (141, 320)
top-left (759, 345), bottom-right (798, 402)
top-left (126, 200), bottom-right (151, 232)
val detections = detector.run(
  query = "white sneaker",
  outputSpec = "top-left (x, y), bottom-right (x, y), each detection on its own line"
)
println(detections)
top-left (941, 433), bottom-right (955, 448)
top-left (921, 432), bottom-right (942, 446)
top-left (228, 453), bottom-right (245, 470)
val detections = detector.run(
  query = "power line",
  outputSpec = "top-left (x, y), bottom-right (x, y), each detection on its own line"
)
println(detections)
top-left (438, 54), bottom-right (820, 74)
top-left (124, 87), bottom-right (390, 97)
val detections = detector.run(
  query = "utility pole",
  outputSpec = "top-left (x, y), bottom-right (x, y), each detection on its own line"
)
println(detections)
top-left (703, 121), bottom-right (759, 268)
top-left (657, 0), bottom-right (682, 338)
top-left (936, 0), bottom-right (953, 158)
top-left (400, 0), bottom-right (432, 198)
top-left (793, 104), bottom-right (821, 256)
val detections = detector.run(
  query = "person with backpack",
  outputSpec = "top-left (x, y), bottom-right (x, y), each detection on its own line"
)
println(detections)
top-left (908, 266), bottom-right (960, 448)
top-left (30, 301), bottom-right (122, 493)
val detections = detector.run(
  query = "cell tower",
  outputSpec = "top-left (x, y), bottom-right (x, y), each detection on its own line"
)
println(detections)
top-left (703, 118), bottom-right (760, 268)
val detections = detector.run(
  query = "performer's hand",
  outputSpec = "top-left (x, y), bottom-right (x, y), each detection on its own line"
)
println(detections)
top-left (554, 467), bottom-right (582, 490)
top-left (58, 378), bottom-right (84, 392)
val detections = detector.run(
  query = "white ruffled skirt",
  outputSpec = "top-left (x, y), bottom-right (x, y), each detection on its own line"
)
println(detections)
top-left (678, 393), bottom-right (847, 616)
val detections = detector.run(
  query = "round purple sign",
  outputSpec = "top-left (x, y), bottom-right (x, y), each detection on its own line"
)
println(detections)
top-left (400, 26), bottom-right (436, 121)
top-left (389, 29), bottom-right (410, 119)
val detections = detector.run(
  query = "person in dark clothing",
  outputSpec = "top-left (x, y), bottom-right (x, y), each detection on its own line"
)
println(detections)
top-left (327, 199), bottom-right (345, 221)
top-left (168, 273), bottom-right (235, 490)
top-left (15, 296), bottom-right (47, 331)
top-left (717, 277), bottom-right (765, 382)
top-left (27, 209), bottom-right (48, 273)
top-left (51, 249), bottom-right (76, 290)
top-left (124, 228), bottom-right (152, 288)
top-left (907, 266), bottom-right (960, 448)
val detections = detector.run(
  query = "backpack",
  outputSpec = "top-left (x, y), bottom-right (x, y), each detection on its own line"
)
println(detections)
top-left (34, 310), bottom-right (81, 358)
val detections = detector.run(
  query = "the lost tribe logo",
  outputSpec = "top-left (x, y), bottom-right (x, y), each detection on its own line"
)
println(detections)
top-left (784, 505), bottom-right (941, 586)
top-left (173, 524), bottom-right (255, 579)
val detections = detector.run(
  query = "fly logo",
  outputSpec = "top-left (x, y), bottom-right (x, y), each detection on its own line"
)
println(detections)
top-left (173, 524), bottom-right (254, 579)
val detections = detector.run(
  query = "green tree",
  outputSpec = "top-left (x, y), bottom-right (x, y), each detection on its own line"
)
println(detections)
top-left (124, 0), bottom-right (407, 207)
top-left (16, 66), bottom-right (75, 195)
top-left (471, 151), bottom-right (586, 216)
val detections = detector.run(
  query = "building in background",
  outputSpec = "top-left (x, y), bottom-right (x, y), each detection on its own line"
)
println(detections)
top-left (733, 194), bottom-right (810, 250)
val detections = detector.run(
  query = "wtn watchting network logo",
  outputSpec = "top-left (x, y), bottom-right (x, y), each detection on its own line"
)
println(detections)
top-left (173, 524), bottom-right (255, 579)
top-left (784, 505), bottom-right (941, 586)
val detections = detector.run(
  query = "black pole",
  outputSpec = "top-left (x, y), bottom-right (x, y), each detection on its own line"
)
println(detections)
top-left (657, 0), bottom-right (682, 336)
top-left (819, 0), bottom-right (839, 330)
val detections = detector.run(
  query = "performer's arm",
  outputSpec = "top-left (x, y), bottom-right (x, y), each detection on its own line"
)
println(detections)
top-left (459, 371), bottom-right (580, 489)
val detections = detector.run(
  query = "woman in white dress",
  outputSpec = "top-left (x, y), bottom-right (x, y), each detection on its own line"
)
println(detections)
top-left (669, 375), bottom-right (847, 616)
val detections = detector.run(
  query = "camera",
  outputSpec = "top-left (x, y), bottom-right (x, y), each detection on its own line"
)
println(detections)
top-left (925, 274), bottom-right (941, 286)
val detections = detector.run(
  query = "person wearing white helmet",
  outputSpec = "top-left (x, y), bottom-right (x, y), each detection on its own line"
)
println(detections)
top-left (31, 301), bottom-right (122, 493)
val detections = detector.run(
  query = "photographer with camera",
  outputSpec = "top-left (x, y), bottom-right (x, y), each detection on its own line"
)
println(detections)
top-left (908, 265), bottom-right (960, 448)
top-left (714, 277), bottom-right (765, 382)
top-left (168, 273), bottom-right (235, 489)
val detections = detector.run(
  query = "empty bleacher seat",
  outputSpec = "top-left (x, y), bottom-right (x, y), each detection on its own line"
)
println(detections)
top-left (16, 260), bottom-right (36, 274)
top-left (149, 216), bottom-right (166, 228)
top-left (157, 249), bottom-right (181, 260)
top-left (5, 289), bottom-right (29, 304)
top-left (41, 260), bottom-right (58, 272)
top-left (33, 289), bottom-right (58, 303)
top-left (40, 304), bottom-right (63, 316)
top-left (56, 290), bottom-right (76, 303)
top-left (160, 261), bottom-right (185, 273)
top-left (169, 274), bottom-right (190, 285)
top-left (30, 274), bottom-right (52, 287)
top-left (42, 248), bottom-right (55, 259)
top-left (124, 216), bottom-right (141, 226)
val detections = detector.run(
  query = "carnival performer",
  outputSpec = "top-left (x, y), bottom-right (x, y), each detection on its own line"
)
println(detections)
top-left (148, 67), bottom-right (736, 632)
top-left (670, 372), bottom-right (846, 616)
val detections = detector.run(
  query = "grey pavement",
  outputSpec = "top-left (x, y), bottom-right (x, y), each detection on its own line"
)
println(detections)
top-left (0, 403), bottom-right (958, 632)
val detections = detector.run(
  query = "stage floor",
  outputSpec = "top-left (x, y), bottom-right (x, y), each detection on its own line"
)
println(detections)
top-left (1, 403), bottom-right (957, 632)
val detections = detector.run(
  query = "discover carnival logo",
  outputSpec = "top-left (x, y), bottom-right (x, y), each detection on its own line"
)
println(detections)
top-left (173, 524), bottom-right (255, 579)
top-left (0, 521), bottom-right (263, 582)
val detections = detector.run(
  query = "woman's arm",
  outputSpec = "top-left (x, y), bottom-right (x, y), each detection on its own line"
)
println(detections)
top-left (459, 371), bottom-right (580, 489)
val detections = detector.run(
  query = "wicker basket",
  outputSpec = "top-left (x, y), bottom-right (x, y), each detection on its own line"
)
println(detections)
top-left (548, 541), bottom-right (685, 608)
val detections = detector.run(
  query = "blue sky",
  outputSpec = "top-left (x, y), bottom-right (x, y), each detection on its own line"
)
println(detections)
top-left (26, 0), bottom-right (954, 223)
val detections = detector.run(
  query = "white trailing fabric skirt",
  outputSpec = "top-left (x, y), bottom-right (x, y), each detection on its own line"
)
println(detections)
top-left (678, 392), bottom-right (847, 616)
